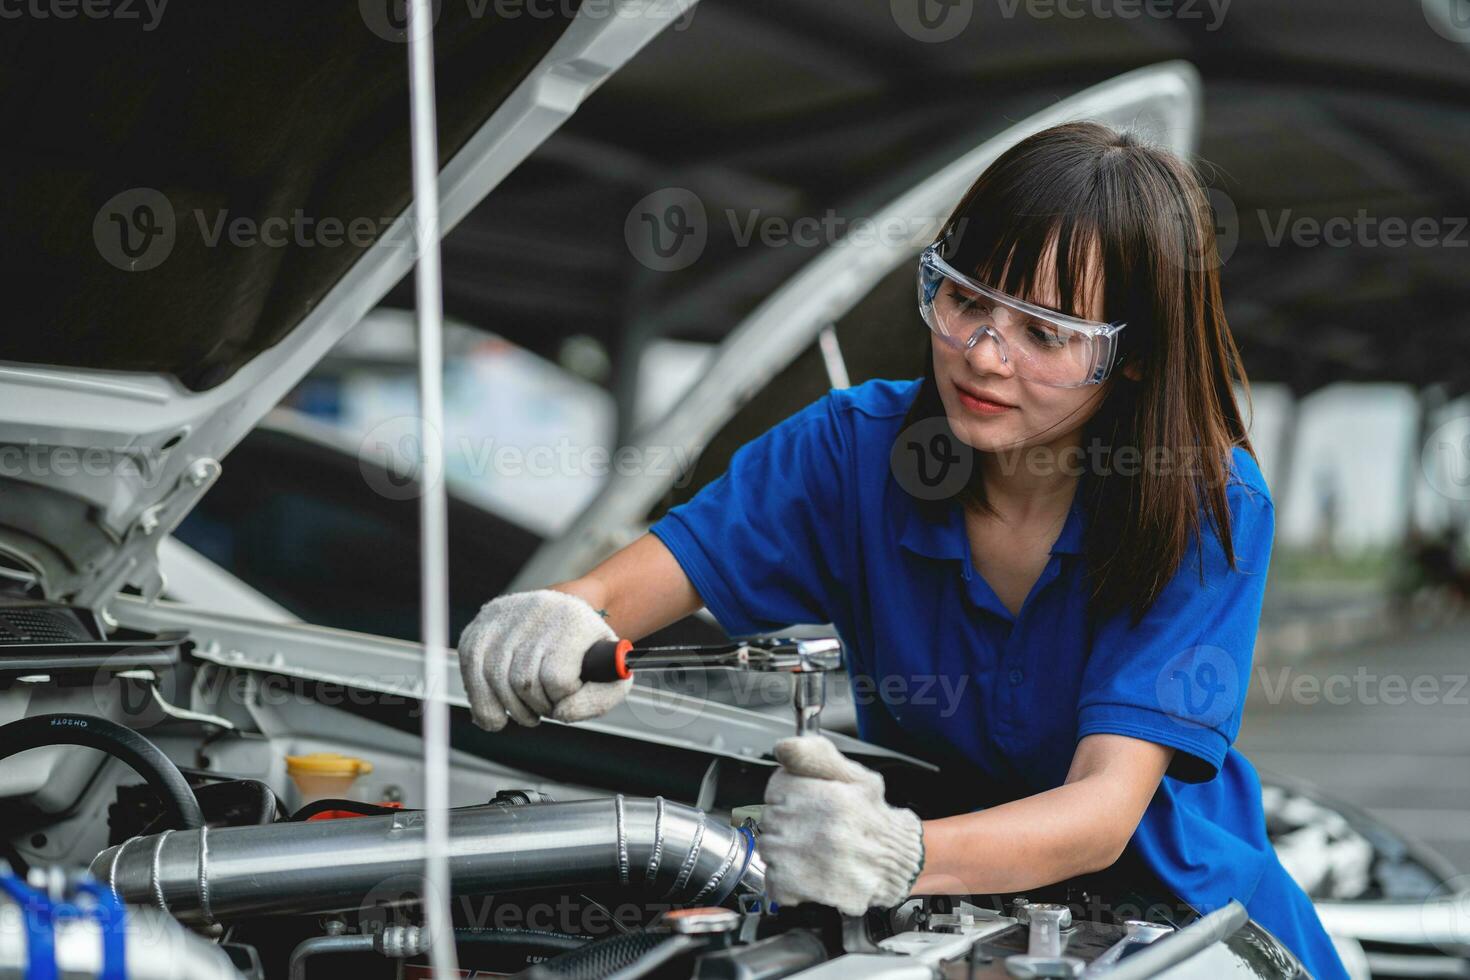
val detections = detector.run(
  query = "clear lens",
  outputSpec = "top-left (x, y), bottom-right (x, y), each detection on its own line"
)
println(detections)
top-left (917, 249), bottom-right (1120, 387)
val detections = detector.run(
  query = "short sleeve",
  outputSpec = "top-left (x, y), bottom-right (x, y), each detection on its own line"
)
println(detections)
top-left (1076, 473), bottom-right (1275, 783)
top-left (649, 394), bottom-right (853, 637)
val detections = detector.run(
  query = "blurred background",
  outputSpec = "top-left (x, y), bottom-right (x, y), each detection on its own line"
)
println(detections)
top-left (170, 0), bottom-right (1470, 890)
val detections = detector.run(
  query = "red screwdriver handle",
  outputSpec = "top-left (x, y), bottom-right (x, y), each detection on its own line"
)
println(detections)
top-left (582, 638), bottom-right (634, 682)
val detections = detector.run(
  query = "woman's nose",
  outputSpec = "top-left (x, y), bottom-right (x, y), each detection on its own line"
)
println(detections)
top-left (964, 325), bottom-right (1014, 377)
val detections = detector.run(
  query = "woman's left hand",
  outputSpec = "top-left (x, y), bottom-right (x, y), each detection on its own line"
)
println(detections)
top-left (759, 734), bottom-right (925, 915)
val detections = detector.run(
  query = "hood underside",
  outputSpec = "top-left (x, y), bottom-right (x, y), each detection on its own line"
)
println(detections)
top-left (0, 0), bottom-right (693, 607)
top-left (1, 3), bottom-right (576, 391)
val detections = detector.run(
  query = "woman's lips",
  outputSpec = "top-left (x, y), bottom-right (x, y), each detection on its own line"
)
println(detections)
top-left (953, 382), bottom-right (1016, 416)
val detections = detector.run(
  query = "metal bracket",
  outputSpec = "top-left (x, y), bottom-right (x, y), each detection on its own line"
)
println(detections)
top-left (79, 457), bottom-right (221, 612)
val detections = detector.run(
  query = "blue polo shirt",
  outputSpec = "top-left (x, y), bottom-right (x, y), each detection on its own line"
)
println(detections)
top-left (650, 378), bottom-right (1345, 980)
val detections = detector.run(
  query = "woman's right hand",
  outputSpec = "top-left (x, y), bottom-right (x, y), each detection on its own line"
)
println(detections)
top-left (457, 589), bottom-right (630, 731)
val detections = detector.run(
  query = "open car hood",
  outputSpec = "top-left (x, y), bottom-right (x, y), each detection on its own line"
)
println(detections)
top-left (0, 1), bottom-right (695, 609)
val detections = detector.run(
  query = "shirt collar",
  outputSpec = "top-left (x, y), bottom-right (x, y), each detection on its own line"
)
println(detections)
top-left (897, 498), bottom-right (970, 562)
top-left (897, 489), bottom-right (1086, 559)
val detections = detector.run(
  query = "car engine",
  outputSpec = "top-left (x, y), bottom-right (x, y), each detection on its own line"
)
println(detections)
top-left (0, 596), bottom-right (1302, 979)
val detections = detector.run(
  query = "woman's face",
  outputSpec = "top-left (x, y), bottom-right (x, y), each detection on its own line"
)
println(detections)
top-left (931, 253), bottom-right (1119, 455)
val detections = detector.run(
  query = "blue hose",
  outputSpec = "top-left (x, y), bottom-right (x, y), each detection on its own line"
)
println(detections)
top-left (0, 868), bottom-right (128, 980)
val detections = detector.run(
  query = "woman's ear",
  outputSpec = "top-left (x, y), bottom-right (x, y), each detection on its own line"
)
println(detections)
top-left (1121, 356), bottom-right (1143, 382)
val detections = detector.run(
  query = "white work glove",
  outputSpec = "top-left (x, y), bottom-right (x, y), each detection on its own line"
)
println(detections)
top-left (457, 590), bottom-right (631, 731)
top-left (760, 734), bottom-right (925, 915)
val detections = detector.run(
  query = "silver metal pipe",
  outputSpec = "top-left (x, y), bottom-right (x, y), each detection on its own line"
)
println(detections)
top-left (402, 0), bottom-right (454, 973)
top-left (1087, 901), bottom-right (1248, 980)
top-left (92, 797), bottom-right (764, 925)
top-left (288, 925), bottom-right (433, 980)
top-left (1315, 892), bottom-right (1470, 946)
top-left (289, 935), bottom-right (374, 980)
top-left (0, 903), bottom-right (242, 980)
top-left (1081, 920), bottom-right (1172, 976)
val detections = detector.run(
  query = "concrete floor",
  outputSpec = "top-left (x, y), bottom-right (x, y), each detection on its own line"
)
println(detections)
top-left (1239, 617), bottom-right (1470, 876)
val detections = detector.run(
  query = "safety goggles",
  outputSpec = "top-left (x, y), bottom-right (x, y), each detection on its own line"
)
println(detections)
top-left (917, 242), bottom-right (1126, 387)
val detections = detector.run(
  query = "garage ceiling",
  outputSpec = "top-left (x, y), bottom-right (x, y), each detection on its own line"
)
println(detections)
top-left (393, 0), bottom-right (1470, 401)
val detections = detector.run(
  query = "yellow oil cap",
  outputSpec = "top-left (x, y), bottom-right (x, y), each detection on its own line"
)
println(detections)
top-left (285, 752), bottom-right (373, 778)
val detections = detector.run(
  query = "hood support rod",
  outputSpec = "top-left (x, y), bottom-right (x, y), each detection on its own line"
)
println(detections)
top-left (404, 1), bottom-right (456, 977)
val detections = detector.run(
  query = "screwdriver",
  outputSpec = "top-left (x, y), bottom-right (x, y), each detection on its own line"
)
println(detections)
top-left (580, 639), bottom-right (770, 682)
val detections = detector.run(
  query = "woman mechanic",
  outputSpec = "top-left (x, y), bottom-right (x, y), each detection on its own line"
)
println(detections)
top-left (457, 122), bottom-right (1346, 979)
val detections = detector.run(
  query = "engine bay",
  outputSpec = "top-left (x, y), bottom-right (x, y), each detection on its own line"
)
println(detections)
top-left (0, 597), bottom-right (1301, 979)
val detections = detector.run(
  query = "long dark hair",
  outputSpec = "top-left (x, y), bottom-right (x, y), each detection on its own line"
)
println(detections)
top-left (902, 121), bottom-right (1255, 625)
